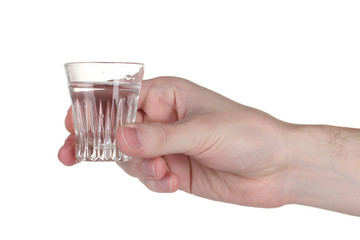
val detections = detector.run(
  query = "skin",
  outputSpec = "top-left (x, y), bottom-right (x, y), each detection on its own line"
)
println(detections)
top-left (58, 77), bottom-right (360, 216)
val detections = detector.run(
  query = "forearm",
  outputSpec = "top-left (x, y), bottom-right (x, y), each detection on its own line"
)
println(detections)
top-left (285, 124), bottom-right (360, 216)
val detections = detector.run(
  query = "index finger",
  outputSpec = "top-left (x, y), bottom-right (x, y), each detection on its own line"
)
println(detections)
top-left (135, 77), bottom-right (185, 123)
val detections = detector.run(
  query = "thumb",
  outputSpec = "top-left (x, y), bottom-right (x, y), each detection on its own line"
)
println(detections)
top-left (116, 121), bottom-right (208, 158)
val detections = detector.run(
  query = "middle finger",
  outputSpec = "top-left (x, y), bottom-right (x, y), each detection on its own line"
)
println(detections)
top-left (117, 157), bottom-right (167, 180)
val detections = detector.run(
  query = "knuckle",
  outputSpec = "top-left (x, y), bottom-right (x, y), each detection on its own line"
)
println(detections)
top-left (156, 123), bottom-right (170, 146)
top-left (117, 159), bottom-right (141, 178)
top-left (139, 179), bottom-right (157, 192)
top-left (152, 76), bottom-right (190, 89)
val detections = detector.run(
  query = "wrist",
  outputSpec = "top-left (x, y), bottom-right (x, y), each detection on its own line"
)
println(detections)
top-left (283, 124), bottom-right (360, 216)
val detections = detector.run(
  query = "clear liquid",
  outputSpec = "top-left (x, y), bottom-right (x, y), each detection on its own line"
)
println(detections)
top-left (69, 81), bottom-right (140, 161)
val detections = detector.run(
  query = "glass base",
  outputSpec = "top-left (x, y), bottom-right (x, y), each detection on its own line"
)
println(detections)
top-left (75, 144), bottom-right (132, 162)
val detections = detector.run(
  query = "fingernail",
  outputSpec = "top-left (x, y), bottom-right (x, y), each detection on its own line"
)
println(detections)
top-left (160, 174), bottom-right (172, 192)
top-left (121, 126), bottom-right (142, 151)
top-left (141, 159), bottom-right (156, 177)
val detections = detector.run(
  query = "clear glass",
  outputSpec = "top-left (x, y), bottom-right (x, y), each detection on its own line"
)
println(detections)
top-left (65, 62), bottom-right (144, 162)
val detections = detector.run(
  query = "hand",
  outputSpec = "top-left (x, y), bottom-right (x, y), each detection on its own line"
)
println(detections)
top-left (58, 77), bottom-right (291, 208)
top-left (58, 77), bottom-right (360, 216)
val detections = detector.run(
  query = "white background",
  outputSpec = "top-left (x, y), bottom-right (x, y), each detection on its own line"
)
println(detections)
top-left (0, 0), bottom-right (359, 239)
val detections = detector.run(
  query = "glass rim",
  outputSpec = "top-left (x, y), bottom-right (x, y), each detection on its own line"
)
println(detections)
top-left (64, 62), bottom-right (144, 67)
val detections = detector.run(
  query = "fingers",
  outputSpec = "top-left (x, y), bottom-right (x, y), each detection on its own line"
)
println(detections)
top-left (58, 134), bottom-right (79, 166)
top-left (59, 108), bottom-right (76, 166)
top-left (140, 172), bottom-right (180, 193)
top-left (117, 157), bottom-right (167, 180)
top-left (117, 157), bottom-right (180, 193)
top-left (65, 107), bottom-right (75, 134)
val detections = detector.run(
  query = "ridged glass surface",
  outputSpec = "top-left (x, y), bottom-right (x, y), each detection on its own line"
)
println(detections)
top-left (69, 81), bottom-right (140, 161)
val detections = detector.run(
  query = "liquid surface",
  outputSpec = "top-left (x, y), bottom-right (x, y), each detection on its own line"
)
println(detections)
top-left (69, 82), bottom-right (140, 161)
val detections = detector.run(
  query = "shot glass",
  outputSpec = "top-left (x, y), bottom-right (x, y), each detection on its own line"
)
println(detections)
top-left (64, 62), bottom-right (144, 162)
